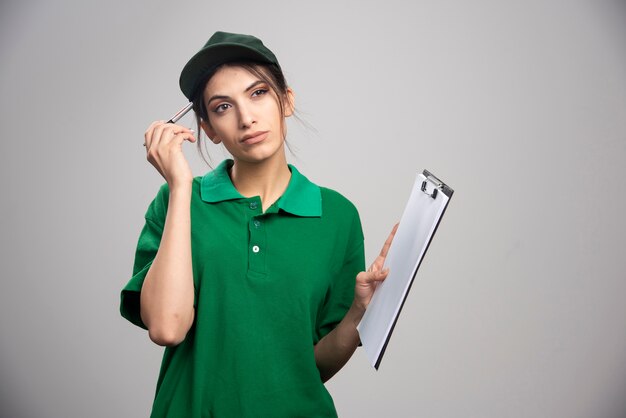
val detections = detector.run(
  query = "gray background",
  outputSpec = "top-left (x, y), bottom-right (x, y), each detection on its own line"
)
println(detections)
top-left (1, 0), bottom-right (625, 417)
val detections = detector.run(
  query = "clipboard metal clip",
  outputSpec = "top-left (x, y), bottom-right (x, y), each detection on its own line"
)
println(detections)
top-left (420, 170), bottom-right (444, 199)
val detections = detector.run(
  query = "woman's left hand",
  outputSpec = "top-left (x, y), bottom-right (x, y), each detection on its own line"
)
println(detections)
top-left (314, 224), bottom-right (399, 381)
top-left (353, 224), bottom-right (399, 312)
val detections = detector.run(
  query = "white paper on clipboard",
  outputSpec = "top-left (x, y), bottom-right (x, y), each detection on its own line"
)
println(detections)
top-left (357, 170), bottom-right (453, 369)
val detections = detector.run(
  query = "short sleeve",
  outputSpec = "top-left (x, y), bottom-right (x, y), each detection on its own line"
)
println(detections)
top-left (120, 184), bottom-right (169, 329)
top-left (315, 206), bottom-right (365, 342)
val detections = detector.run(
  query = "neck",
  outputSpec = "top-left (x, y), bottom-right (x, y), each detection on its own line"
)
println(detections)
top-left (230, 154), bottom-right (291, 212)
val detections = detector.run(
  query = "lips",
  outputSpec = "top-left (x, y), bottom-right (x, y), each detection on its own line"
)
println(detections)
top-left (241, 131), bottom-right (269, 145)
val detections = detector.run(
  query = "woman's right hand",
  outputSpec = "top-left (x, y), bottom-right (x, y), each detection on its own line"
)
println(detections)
top-left (144, 121), bottom-right (197, 188)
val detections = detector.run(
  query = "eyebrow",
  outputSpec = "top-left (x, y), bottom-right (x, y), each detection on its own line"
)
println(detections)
top-left (206, 80), bottom-right (266, 107)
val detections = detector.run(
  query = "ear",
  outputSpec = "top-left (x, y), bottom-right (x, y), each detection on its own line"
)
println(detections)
top-left (200, 120), bottom-right (221, 144)
top-left (283, 87), bottom-right (295, 118)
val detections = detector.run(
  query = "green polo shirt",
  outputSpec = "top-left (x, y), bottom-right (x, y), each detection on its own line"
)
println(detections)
top-left (121, 160), bottom-right (365, 418)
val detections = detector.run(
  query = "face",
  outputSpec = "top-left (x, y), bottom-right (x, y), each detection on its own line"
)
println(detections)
top-left (201, 65), bottom-right (294, 165)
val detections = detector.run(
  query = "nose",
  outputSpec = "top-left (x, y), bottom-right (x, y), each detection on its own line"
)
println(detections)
top-left (238, 103), bottom-right (256, 129)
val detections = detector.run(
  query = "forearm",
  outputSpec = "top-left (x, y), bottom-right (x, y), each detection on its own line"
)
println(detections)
top-left (140, 184), bottom-right (195, 346)
top-left (314, 302), bottom-right (365, 382)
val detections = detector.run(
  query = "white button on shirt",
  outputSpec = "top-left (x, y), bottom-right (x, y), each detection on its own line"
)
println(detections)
top-left (252, 245), bottom-right (260, 253)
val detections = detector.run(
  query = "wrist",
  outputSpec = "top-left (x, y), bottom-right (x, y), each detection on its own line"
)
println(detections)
top-left (169, 180), bottom-right (193, 195)
top-left (348, 301), bottom-right (366, 327)
top-left (168, 183), bottom-right (193, 207)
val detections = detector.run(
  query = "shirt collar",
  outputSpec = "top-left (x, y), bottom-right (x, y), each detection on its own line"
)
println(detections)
top-left (200, 159), bottom-right (322, 217)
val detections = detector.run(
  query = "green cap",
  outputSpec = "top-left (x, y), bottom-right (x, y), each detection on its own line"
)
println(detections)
top-left (179, 31), bottom-right (281, 101)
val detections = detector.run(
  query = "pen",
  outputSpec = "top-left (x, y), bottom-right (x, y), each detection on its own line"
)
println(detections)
top-left (143, 103), bottom-right (195, 147)
top-left (167, 102), bottom-right (194, 124)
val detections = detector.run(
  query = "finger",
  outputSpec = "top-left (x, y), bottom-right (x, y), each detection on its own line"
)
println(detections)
top-left (149, 122), bottom-right (177, 153)
top-left (170, 123), bottom-right (194, 134)
top-left (357, 268), bottom-right (390, 285)
top-left (145, 120), bottom-right (165, 135)
top-left (144, 120), bottom-right (165, 149)
top-left (157, 130), bottom-right (196, 152)
top-left (379, 223), bottom-right (399, 258)
top-left (171, 129), bottom-right (197, 144)
top-left (164, 122), bottom-right (193, 133)
top-left (146, 123), bottom-right (168, 165)
top-left (155, 124), bottom-right (195, 148)
top-left (369, 223), bottom-right (399, 271)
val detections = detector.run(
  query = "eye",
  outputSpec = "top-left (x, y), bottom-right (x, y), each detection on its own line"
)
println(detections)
top-left (252, 88), bottom-right (268, 97)
top-left (213, 103), bottom-right (231, 114)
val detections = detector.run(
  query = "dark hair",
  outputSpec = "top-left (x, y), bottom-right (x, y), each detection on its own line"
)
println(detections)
top-left (190, 62), bottom-right (292, 167)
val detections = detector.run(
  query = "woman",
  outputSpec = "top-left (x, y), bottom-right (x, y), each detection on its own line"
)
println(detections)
top-left (121, 31), bottom-right (396, 417)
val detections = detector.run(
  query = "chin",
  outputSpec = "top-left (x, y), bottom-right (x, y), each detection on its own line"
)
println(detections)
top-left (235, 143), bottom-right (285, 164)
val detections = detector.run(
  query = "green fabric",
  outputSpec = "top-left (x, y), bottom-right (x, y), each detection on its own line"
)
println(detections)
top-left (121, 160), bottom-right (365, 418)
top-left (179, 31), bottom-right (281, 101)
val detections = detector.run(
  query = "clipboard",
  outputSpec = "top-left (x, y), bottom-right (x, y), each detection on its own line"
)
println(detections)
top-left (357, 170), bottom-right (454, 369)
